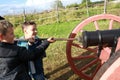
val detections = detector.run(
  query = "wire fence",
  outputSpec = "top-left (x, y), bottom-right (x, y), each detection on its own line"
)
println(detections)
top-left (2, 1), bottom-right (120, 27)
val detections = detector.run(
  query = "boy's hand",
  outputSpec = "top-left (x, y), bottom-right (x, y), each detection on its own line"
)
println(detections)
top-left (47, 37), bottom-right (56, 43)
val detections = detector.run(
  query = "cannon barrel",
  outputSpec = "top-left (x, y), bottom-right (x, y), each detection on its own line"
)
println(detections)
top-left (81, 29), bottom-right (120, 48)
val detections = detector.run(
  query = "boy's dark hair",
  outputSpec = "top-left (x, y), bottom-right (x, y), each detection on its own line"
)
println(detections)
top-left (0, 16), bottom-right (5, 20)
top-left (0, 20), bottom-right (13, 35)
top-left (22, 21), bottom-right (36, 29)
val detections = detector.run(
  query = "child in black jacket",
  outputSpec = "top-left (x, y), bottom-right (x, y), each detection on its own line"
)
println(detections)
top-left (0, 20), bottom-right (55, 80)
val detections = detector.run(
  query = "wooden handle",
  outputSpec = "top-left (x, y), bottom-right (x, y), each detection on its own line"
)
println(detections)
top-left (14, 38), bottom-right (78, 41)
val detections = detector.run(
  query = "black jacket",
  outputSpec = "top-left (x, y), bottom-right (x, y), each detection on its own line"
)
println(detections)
top-left (0, 41), bottom-right (49, 80)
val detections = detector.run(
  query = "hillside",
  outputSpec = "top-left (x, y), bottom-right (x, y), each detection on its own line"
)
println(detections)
top-left (4, 1), bottom-right (120, 28)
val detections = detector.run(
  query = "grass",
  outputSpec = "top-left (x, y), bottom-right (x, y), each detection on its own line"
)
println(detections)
top-left (13, 4), bottom-right (120, 79)
top-left (14, 20), bottom-right (81, 38)
top-left (14, 15), bottom-right (120, 80)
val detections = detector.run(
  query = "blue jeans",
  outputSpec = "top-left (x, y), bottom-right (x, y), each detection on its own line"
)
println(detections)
top-left (30, 58), bottom-right (45, 80)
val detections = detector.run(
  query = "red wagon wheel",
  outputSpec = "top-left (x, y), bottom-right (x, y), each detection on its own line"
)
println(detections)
top-left (66, 14), bottom-right (120, 80)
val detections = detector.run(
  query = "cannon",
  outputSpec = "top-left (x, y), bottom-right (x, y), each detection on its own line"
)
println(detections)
top-left (81, 29), bottom-right (120, 57)
top-left (81, 29), bottom-right (120, 48)
top-left (80, 29), bottom-right (120, 80)
top-left (66, 14), bottom-right (120, 80)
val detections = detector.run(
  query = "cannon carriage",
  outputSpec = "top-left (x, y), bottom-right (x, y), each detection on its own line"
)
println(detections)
top-left (66, 14), bottom-right (120, 80)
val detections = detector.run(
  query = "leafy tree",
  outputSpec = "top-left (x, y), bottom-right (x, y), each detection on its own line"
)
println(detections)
top-left (81, 0), bottom-right (91, 4)
top-left (66, 3), bottom-right (79, 8)
top-left (52, 0), bottom-right (64, 9)
top-left (108, 0), bottom-right (115, 1)
top-left (79, 0), bottom-right (92, 8)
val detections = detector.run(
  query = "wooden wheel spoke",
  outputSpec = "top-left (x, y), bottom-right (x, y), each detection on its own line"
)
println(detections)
top-left (85, 47), bottom-right (97, 53)
top-left (71, 42), bottom-right (83, 48)
top-left (91, 63), bottom-right (101, 77)
top-left (72, 42), bottom-right (97, 53)
top-left (94, 21), bottom-right (99, 30)
top-left (72, 55), bottom-right (97, 60)
top-left (79, 58), bottom-right (99, 71)
top-left (109, 19), bottom-right (114, 29)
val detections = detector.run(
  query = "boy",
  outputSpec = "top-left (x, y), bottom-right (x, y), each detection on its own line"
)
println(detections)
top-left (17, 21), bottom-right (49, 80)
top-left (0, 20), bottom-right (55, 80)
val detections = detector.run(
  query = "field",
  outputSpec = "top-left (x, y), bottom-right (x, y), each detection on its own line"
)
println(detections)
top-left (14, 12), bottom-right (120, 79)
top-left (14, 12), bottom-right (120, 80)
top-left (13, 2), bottom-right (120, 79)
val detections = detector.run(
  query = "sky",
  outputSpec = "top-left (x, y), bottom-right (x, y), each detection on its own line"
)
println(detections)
top-left (0, 0), bottom-right (102, 16)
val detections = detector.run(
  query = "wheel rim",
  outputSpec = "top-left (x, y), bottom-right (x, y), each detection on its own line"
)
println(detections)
top-left (66, 14), bottom-right (120, 80)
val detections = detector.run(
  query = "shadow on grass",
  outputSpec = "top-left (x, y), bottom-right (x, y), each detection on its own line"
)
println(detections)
top-left (45, 62), bottom-right (82, 80)
top-left (45, 50), bottom-right (100, 80)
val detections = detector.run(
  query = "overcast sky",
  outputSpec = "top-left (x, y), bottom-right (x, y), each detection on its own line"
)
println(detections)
top-left (0, 0), bottom-right (102, 16)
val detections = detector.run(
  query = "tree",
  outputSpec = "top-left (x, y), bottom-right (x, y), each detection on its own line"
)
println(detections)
top-left (52, 0), bottom-right (64, 23)
top-left (81, 0), bottom-right (91, 4)
top-left (66, 3), bottom-right (79, 8)
top-left (52, 0), bottom-right (64, 9)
